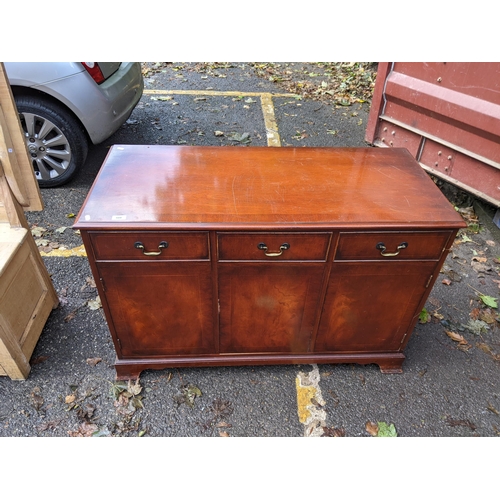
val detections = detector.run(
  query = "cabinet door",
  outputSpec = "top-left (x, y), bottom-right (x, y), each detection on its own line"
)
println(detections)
top-left (96, 261), bottom-right (214, 357)
top-left (315, 261), bottom-right (436, 352)
top-left (218, 263), bottom-right (325, 353)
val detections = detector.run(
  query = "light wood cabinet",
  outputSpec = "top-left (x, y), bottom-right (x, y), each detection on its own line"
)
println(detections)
top-left (75, 145), bottom-right (465, 379)
top-left (0, 63), bottom-right (58, 380)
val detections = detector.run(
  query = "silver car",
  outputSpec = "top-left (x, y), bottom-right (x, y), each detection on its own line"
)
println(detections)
top-left (5, 62), bottom-right (144, 187)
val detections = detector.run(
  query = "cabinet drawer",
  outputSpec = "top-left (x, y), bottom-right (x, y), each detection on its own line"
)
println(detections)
top-left (89, 231), bottom-right (210, 260)
top-left (218, 232), bottom-right (331, 261)
top-left (335, 231), bottom-right (452, 261)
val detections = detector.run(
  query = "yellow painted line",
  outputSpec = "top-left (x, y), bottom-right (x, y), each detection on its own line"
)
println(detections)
top-left (144, 89), bottom-right (298, 98)
top-left (296, 377), bottom-right (319, 424)
top-left (296, 364), bottom-right (327, 437)
top-left (144, 89), bottom-right (294, 147)
top-left (260, 93), bottom-right (281, 147)
top-left (40, 244), bottom-right (87, 258)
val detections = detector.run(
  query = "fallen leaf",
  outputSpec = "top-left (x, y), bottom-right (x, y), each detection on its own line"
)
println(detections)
top-left (468, 285), bottom-right (499, 308)
top-left (216, 422), bottom-right (232, 428)
top-left (478, 343), bottom-right (494, 355)
top-left (228, 132), bottom-right (251, 144)
top-left (86, 277), bottom-right (96, 288)
top-left (292, 130), bottom-right (309, 140)
top-left (486, 240), bottom-right (496, 247)
top-left (472, 256), bottom-right (488, 263)
top-left (37, 420), bottom-right (61, 432)
top-left (87, 296), bottom-right (102, 310)
top-left (477, 342), bottom-right (500, 361)
top-left (457, 206), bottom-right (477, 219)
top-left (174, 383), bottom-right (202, 408)
top-left (64, 310), bottom-right (77, 322)
top-left (31, 227), bottom-right (47, 237)
top-left (365, 421), bottom-right (378, 436)
top-left (465, 319), bottom-right (489, 335)
top-left (30, 387), bottom-right (44, 411)
top-left (445, 416), bottom-right (476, 431)
top-left (31, 356), bottom-right (49, 365)
top-left (479, 308), bottom-right (498, 324)
top-left (471, 261), bottom-right (490, 273)
top-left (209, 398), bottom-right (233, 419)
top-left (214, 130), bottom-right (224, 136)
top-left (66, 213), bottom-right (75, 218)
top-left (128, 378), bottom-right (143, 397)
top-left (219, 431), bottom-right (230, 437)
top-left (110, 381), bottom-right (129, 400)
top-left (470, 308), bottom-right (481, 320)
top-left (322, 426), bottom-right (346, 437)
top-left (377, 422), bottom-right (397, 437)
top-left (442, 268), bottom-right (462, 282)
top-left (446, 330), bottom-right (468, 345)
top-left (35, 238), bottom-right (50, 247)
top-left (92, 428), bottom-right (111, 437)
top-left (419, 308), bottom-right (431, 323)
top-left (480, 294), bottom-right (498, 308)
top-left (428, 297), bottom-right (441, 307)
top-left (68, 422), bottom-right (99, 437)
top-left (65, 394), bottom-right (76, 404)
top-left (86, 357), bottom-right (102, 367)
top-left (487, 402), bottom-right (499, 416)
top-left (442, 279), bottom-right (452, 286)
top-left (76, 404), bottom-right (95, 422)
top-left (55, 226), bottom-right (67, 234)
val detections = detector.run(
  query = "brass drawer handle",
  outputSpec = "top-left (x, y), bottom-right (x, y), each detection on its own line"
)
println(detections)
top-left (376, 241), bottom-right (408, 257)
top-left (134, 241), bottom-right (169, 256)
top-left (257, 242), bottom-right (290, 257)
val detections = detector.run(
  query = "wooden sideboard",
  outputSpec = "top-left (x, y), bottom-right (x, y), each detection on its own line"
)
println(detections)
top-left (74, 145), bottom-right (466, 379)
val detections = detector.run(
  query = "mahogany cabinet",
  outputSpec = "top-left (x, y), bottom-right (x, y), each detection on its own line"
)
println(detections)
top-left (74, 146), bottom-right (465, 379)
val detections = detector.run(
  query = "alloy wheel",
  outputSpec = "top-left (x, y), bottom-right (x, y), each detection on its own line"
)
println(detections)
top-left (19, 112), bottom-right (72, 182)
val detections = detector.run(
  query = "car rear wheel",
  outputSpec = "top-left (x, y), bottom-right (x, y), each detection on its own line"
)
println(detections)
top-left (15, 95), bottom-right (89, 187)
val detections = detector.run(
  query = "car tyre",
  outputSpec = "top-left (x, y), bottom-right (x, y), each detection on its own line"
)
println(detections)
top-left (15, 95), bottom-right (89, 187)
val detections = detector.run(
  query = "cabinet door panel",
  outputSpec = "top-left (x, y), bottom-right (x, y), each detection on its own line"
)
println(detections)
top-left (219, 263), bottom-right (324, 353)
top-left (316, 262), bottom-right (435, 352)
top-left (97, 262), bottom-right (214, 357)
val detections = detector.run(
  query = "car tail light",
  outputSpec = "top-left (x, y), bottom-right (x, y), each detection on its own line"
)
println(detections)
top-left (81, 62), bottom-right (105, 84)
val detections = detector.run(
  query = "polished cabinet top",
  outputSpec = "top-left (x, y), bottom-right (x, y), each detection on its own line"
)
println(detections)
top-left (74, 145), bottom-right (465, 229)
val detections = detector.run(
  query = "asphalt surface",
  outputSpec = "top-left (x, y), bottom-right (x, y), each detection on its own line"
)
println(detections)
top-left (2, 63), bottom-right (500, 444)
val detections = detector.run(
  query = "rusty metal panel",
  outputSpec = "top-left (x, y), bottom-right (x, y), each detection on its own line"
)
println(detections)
top-left (366, 62), bottom-right (500, 206)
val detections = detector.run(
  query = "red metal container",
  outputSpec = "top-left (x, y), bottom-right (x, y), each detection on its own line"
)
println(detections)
top-left (366, 62), bottom-right (500, 207)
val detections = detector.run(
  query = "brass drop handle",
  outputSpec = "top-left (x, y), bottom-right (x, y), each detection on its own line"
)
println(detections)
top-left (257, 242), bottom-right (290, 257)
top-left (376, 241), bottom-right (408, 257)
top-left (134, 241), bottom-right (169, 256)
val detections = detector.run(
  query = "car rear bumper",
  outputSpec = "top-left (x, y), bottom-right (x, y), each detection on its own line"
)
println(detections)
top-left (80, 62), bottom-right (144, 144)
top-left (12, 62), bottom-right (144, 145)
